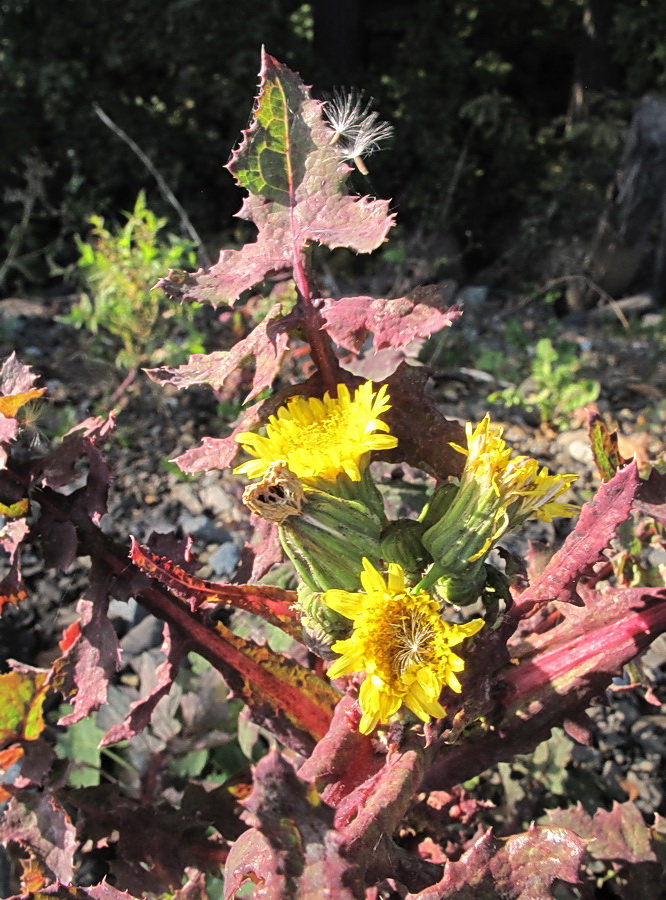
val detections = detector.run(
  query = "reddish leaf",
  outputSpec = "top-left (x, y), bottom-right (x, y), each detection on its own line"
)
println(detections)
top-left (52, 566), bottom-right (122, 726)
top-left (0, 353), bottom-right (43, 397)
top-left (159, 51), bottom-right (393, 309)
top-left (514, 461), bottom-right (641, 616)
top-left (0, 665), bottom-right (49, 749)
top-left (411, 825), bottom-right (585, 898)
top-left (381, 364), bottom-right (466, 479)
top-left (320, 288), bottom-right (460, 353)
top-left (66, 786), bottom-right (221, 896)
top-left (422, 583), bottom-right (666, 792)
top-left (0, 792), bottom-right (77, 884)
top-left (0, 416), bottom-right (19, 465)
top-left (130, 539), bottom-right (300, 637)
top-left (547, 801), bottom-right (655, 865)
top-left (129, 571), bottom-right (338, 753)
top-left (146, 303), bottom-right (294, 404)
top-left (100, 623), bottom-right (186, 746)
top-left (298, 695), bottom-right (383, 823)
top-left (0, 353), bottom-right (45, 418)
top-left (203, 618), bottom-right (337, 752)
top-left (634, 466), bottom-right (666, 525)
top-left (5, 885), bottom-right (140, 900)
top-left (236, 515), bottom-right (283, 583)
top-left (225, 750), bottom-right (362, 900)
top-left (0, 517), bottom-right (29, 612)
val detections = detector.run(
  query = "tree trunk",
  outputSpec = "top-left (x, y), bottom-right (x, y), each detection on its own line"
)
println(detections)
top-left (576, 95), bottom-right (666, 309)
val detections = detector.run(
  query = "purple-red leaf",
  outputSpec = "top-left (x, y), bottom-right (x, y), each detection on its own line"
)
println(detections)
top-left (100, 623), bottom-right (186, 746)
top-left (422, 582), bottom-right (666, 792)
top-left (5, 884), bottom-right (140, 900)
top-left (514, 461), bottom-right (641, 616)
top-left (0, 792), bottom-right (77, 884)
top-left (547, 801), bottom-right (655, 865)
top-left (0, 518), bottom-right (29, 612)
top-left (51, 566), bottom-right (122, 726)
top-left (159, 50), bottom-right (393, 309)
top-left (146, 303), bottom-right (293, 404)
top-left (382, 364), bottom-right (466, 479)
top-left (130, 539), bottom-right (300, 637)
top-left (0, 353), bottom-right (45, 423)
top-left (635, 466), bottom-right (666, 525)
top-left (225, 750), bottom-right (362, 900)
top-left (320, 287), bottom-right (460, 353)
top-left (410, 825), bottom-right (585, 899)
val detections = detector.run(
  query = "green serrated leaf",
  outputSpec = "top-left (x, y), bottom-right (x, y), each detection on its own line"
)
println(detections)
top-left (232, 68), bottom-right (309, 205)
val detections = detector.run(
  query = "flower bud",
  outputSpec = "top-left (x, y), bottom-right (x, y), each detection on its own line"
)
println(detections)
top-left (280, 488), bottom-right (383, 592)
top-left (380, 518), bottom-right (432, 580)
top-left (295, 584), bottom-right (351, 659)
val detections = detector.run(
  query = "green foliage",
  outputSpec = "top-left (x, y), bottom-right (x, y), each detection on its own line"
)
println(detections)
top-left (64, 192), bottom-right (204, 371)
top-left (488, 335), bottom-right (600, 428)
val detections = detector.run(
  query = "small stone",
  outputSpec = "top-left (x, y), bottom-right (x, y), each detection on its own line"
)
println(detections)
top-left (200, 483), bottom-right (234, 516)
top-left (208, 542), bottom-right (241, 578)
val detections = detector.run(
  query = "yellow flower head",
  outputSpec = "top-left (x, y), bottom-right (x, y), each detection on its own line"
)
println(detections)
top-left (322, 558), bottom-right (483, 734)
top-left (234, 381), bottom-right (398, 484)
top-left (452, 415), bottom-right (579, 526)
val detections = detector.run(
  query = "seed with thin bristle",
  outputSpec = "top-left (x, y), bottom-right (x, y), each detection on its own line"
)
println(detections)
top-left (323, 89), bottom-right (393, 173)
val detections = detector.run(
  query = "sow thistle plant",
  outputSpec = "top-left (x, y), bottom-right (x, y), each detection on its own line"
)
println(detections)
top-left (2, 50), bottom-right (666, 900)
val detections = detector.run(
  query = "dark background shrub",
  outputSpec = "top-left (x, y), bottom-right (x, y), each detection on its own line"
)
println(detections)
top-left (1, 0), bottom-right (663, 293)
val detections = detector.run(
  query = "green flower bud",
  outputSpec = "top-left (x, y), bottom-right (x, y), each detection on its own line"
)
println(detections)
top-left (280, 488), bottom-right (383, 592)
top-left (418, 482), bottom-right (459, 530)
top-left (295, 584), bottom-right (351, 659)
top-left (380, 518), bottom-right (432, 580)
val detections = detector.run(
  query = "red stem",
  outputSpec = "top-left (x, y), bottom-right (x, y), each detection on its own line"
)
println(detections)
top-left (291, 238), bottom-right (340, 393)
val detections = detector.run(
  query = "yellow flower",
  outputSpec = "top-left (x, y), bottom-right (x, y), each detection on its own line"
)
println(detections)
top-left (234, 381), bottom-right (397, 484)
top-left (322, 558), bottom-right (483, 734)
top-left (451, 415), bottom-right (579, 527)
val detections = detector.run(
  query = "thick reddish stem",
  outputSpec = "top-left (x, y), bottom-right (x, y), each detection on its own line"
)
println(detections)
top-left (292, 240), bottom-right (340, 393)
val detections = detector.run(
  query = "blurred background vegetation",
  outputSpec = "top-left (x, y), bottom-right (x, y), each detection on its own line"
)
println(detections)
top-left (2, 0), bottom-right (666, 295)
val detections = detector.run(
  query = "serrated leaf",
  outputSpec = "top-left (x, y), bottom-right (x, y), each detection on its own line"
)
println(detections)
top-left (207, 618), bottom-right (338, 753)
top-left (51, 566), bottom-right (122, 726)
top-left (100, 623), bottom-right (185, 746)
top-left (226, 751), bottom-right (361, 900)
top-left (0, 517), bottom-right (29, 612)
top-left (0, 666), bottom-right (49, 748)
top-left (414, 825), bottom-right (585, 898)
top-left (383, 364), bottom-right (466, 478)
top-left (634, 466), bottom-right (666, 525)
top-left (130, 538), bottom-right (301, 637)
top-left (422, 583), bottom-right (666, 793)
top-left (5, 884), bottom-right (141, 900)
top-left (0, 353), bottom-right (45, 413)
top-left (159, 50), bottom-right (394, 309)
top-left (65, 786), bottom-right (220, 895)
top-left (146, 303), bottom-right (293, 404)
top-left (587, 410), bottom-right (629, 482)
top-left (547, 801), bottom-right (655, 864)
top-left (0, 792), bottom-right (77, 884)
top-left (516, 462), bottom-right (641, 613)
top-left (320, 289), bottom-right (460, 352)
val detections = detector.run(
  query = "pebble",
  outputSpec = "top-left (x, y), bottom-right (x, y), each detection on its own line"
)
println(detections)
top-left (208, 542), bottom-right (241, 578)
